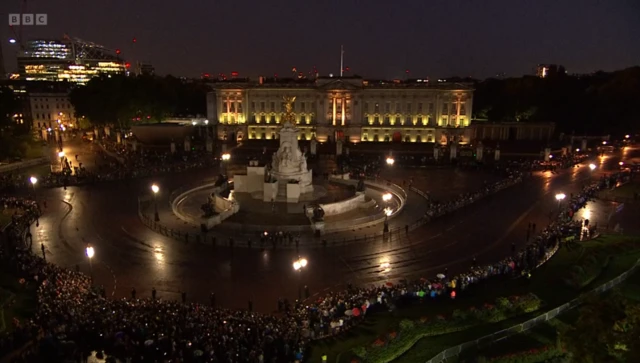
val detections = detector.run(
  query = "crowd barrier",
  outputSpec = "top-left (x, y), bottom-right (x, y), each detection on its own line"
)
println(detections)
top-left (424, 257), bottom-right (640, 363)
top-left (137, 174), bottom-right (523, 247)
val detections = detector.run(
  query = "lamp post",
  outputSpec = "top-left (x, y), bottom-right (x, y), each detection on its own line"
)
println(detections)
top-left (293, 257), bottom-right (308, 300)
top-left (555, 193), bottom-right (566, 211)
top-left (151, 184), bottom-right (160, 221)
top-left (30, 176), bottom-right (37, 200)
top-left (86, 245), bottom-right (95, 282)
top-left (386, 157), bottom-right (395, 166)
top-left (588, 163), bottom-right (596, 171)
top-left (221, 153), bottom-right (231, 176)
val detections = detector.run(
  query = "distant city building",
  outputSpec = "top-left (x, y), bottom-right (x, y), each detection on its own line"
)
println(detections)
top-left (209, 76), bottom-right (474, 144)
top-left (17, 36), bottom-right (126, 84)
top-left (536, 64), bottom-right (566, 78)
top-left (28, 90), bottom-right (77, 130)
top-left (2, 80), bottom-right (72, 128)
top-left (140, 63), bottom-right (155, 76)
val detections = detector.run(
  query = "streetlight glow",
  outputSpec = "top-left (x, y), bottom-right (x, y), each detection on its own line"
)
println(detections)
top-left (588, 164), bottom-right (596, 170)
top-left (382, 193), bottom-right (392, 202)
top-left (555, 193), bottom-right (566, 201)
top-left (221, 153), bottom-right (231, 161)
top-left (575, 148), bottom-right (580, 152)
top-left (58, 151), bottom-right (65, 158)
top-left (619, 161), bottom-right (624, 166)
top-left (386, 157), bottom-right (395, 165)
top-left (192, 121), bottom-right (197, 126)
top-left (86, 246), bottom-right (95, 259)
top-left (9, 39), bottom-right (16, 44)
top-left (151, 184), bottom-right (160, 194)
top-left (625, 135), bottom-right (630, 139)
top-left (602, 141), bottom-right (607, 145)
top-left (293, 257), bottom-right (308, 271)
top-left (204, 120), bottom-right (209, 125)
top-left (30, 176), bottom-right (37, 185)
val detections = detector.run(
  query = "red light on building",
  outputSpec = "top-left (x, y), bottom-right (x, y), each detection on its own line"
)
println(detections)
top-left (125, 62), bottom-right (131, 68)
top-left (203, 73), bottom-right (210, 78)
top-left (116, 49), bottom-right (121, 55)
top-left (132, 38), bottom-right (137, 43)
top-left (274, 73), bottom-right (278, 78)
top-left (147, 115), bottom-right (151, 119)
top-left (345, 66), bottom-right (350, 72)
top-left (405, 69), bottom-right (410, 74)
top-left (231, 71), bottom-right (239, 77)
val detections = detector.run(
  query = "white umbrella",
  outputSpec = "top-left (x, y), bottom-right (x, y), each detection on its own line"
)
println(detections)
top-left (144, 339), bottom-right (154, 346)
top-left (437, 273), bottom-right (445, 279)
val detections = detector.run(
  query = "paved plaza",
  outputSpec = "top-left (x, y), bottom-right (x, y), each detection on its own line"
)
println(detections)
top-left (22, 150), bottom-right (636, 314)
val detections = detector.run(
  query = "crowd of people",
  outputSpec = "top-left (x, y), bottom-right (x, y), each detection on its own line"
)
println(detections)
top-left (0, 150), bottom-right (630, 362)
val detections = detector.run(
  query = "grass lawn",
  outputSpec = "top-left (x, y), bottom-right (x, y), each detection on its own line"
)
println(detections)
top-left (308, 234), bottom-right (640, 363)
top-left (602, 180), bottom-right (640, 200)
top-left (2, 163), bottom-right (52, 178)
top-left (0, 271), bottom-right (37, 333)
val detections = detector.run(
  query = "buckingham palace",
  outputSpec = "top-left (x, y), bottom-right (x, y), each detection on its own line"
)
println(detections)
top-left (207, 76), bottom-right (474, 145)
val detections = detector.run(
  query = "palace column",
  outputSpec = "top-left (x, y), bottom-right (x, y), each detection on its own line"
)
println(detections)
top-left (456, 96), bottom-right (462, 127)
top-left (332, 97), bottom-right (337, 126)
top-left (341, 97), bottom-right (346, 126)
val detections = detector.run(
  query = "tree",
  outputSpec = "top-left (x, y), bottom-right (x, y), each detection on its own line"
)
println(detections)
top-left (561, 290), bottom-right (640, 362)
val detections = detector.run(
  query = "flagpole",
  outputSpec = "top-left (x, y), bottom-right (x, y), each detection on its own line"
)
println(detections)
top-left (340, 45), bottom-right (344, 77)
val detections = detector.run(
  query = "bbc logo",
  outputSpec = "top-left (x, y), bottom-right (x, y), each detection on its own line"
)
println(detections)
top-left (9, 14), bottom-right (48, 26)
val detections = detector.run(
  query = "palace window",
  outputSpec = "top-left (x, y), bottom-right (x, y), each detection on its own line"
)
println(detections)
top-left (300, 115), bottom-right (306, 124)
top-left (260, 102), bottom-right (265, 111)
top-left (260, 115), bottom-right (266, 123)
top-left (395, 117), bottom-right (401, 125)
top-left (405, 136), bottom-right (411, 142)
top-left (418, 103), bottom-right (423, 113)
top-left (385, 103), bottom-right (390, 113)
top-left (222, 101), bottom-right (228, 111)
top-left (395, 103), bottom-right (401, 113)
top-left (460, 104), bottom-right (466, 115)
top-left (270, 102), bottom-right (275, 112)
top-left (271, 133), bottom-right (276, 139)
top-left (374, 103), bottom-right (380, 113)
top-left (251, 115), bottom-right (256, 123)
top-left (384, 116), bottom-right (390, 125)
top-left (301, 102), bottom-right (306, 112)
top-left (251, 102), bottom-right (255, 111)
top-left (270, 115), bottom-right (276, 123)
top-left (429, 103), bottom-right (434, 113)
top-left (405, 116), bottom-right (411, 125)
top-left (251, 133), bottom-right (256, 139)
top-left (406, 103), bottom-right (412, 113)
top-left (373, 134), bottom-right (379, 142)
top-left (374, 116), bottom-right (380, 124)
top-left (417, 116), bottom-right (422, 125)
top-left (363, 133), bottom-right (368, 141)
top-left (364, 102), bottom-right (369, 113)
top-left (416, 135), bottom-right (422, 142)
top-left (443, 103), bottom-right (449, 114)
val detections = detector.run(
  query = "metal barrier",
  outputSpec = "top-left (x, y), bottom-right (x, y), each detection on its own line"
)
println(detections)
top-left (424, 258), bottom-right (640, 363)
top-left (137, 175), bottom-right (523, 246)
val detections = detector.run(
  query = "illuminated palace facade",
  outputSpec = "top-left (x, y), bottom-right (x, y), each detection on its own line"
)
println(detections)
top-left (211, 77), bottom-right (473, 144)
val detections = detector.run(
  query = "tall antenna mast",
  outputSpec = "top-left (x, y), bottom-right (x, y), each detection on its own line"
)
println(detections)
top-left (340, 45), bottom-right (344, 77)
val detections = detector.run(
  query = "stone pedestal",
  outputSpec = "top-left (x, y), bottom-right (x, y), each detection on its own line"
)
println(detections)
top-left (434, 147), bottom-right (440, 160)
top-left (450, 143), bottom-right (457, 160)
top-left (170, 142), bottom-right (176, 154)
top-left (313, 221), bottom-right (325, 235)
top-left (581, 139), bottom-right (587, 151)
top-left (310, 139), bottom-right (317, 155)
top-left (116, 132), bottom-right (122, 144)
top-left (495, 148), bottom-right (501, 161)
top-left (336, 140), bottom-right (343, 156)
top-left (544, 148), bottom-right (551, 162)
top-left (561, 147), bottom-right (568, 156)
top-left (184, 138), bottom-right (191, 152)
top-left (104, 126), bottom-right (111, 137)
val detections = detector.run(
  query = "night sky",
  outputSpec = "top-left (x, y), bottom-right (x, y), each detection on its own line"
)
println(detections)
top-left (2, 0), bottom-right (639, 79)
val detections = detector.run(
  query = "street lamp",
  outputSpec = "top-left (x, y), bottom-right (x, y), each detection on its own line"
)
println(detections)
top-left (30, 176), bottom-right (38, 199)
top-left (151, 184), bottom-right (160, 221)
top-left (588, 163), bottom-right (596, 171)
top-left (86, 245), bottom-right (95, 282)
top-left (58, 151), bottom-right (65, 158)
top-left (221, 153), bottom-right (231, 175)
top-left (204, 120), bottom-right (209, 125)
top-left (386, 157), bottom-right (395, 166)
top-left (625, 135), bottom-right (630, 139)
top-left (293, 257), bottom-right (308, 300)
top-left (382, 193), bottom-right (392, 202)
top-left (602, 141), bottom-right (607, 145)
top-left (555, 193), bottom-right (566, 210)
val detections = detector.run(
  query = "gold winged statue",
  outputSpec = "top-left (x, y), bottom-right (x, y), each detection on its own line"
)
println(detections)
top-left (282, 95), bottom-right (296, 125)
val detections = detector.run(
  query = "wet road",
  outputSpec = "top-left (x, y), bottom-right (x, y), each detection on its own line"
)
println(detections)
top-left (27, 148), bottom-right (637, 313)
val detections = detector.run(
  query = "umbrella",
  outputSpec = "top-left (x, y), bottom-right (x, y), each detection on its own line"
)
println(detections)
top-left (385, 282), bottom-right (393, 287)
top-left (352, 308), bottom-right (361, 317)
top-left (194, 350), bottom-right (203, 357)
top-left (144, 340), bottom-right (154, 346)
top-left (437, 273), bottom-right (445, 279)
top-left (344, 310), bottom-right (353, 316)
top-left (417, 291), bottom-right (426, 297)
